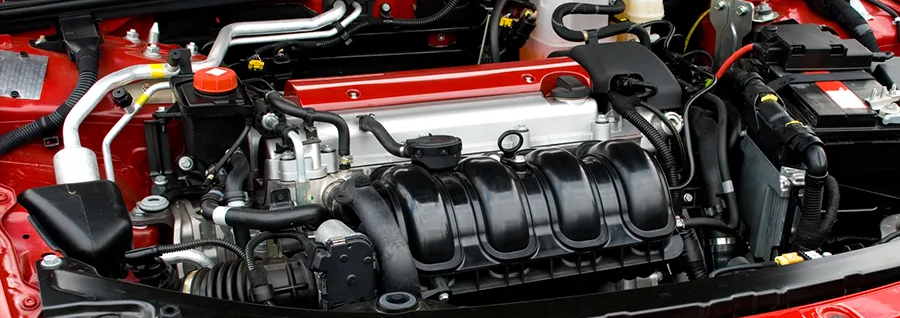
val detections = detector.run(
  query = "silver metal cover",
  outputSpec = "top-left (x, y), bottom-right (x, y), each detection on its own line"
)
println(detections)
top-left (0, 50), bottom-right (48, 99)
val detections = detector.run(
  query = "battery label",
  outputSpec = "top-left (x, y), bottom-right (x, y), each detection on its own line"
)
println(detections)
top-left (816, 81), bottom-right (869, 109)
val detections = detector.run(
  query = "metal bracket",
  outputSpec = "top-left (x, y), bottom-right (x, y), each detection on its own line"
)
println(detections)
top-left (710, 0), bottom-right (754, 66)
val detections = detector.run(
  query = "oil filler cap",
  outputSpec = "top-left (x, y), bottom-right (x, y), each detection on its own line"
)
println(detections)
top-left (193, 67), bottom-right (238, 94)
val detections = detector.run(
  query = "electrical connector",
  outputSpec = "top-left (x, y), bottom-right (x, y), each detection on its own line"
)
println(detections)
top-left (774, 252), bottom-right (805, 265)
top-left (248, 59), bottom-right (265, 71)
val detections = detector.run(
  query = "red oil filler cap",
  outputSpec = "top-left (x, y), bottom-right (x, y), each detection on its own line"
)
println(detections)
top-left (194, 67), bottom-right (238, 94)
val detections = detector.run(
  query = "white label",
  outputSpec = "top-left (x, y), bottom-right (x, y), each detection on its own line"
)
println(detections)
top-left (205, 68), bottom-right (227, 76)
top-left (826, 88), bottom-right (868, 109)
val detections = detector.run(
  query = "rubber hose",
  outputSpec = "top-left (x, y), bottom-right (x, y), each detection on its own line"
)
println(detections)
top-left (224, 151), bottom-right (250, 204)
top-left (552, 0), bottom-right (625, 42)
top-left (266, 92), bottom-right (351, 167)
top-left (683, 217), bottom-right (733, 233)
top-left (803, 0), bottom-right (879, 52)
top-left (589, 22), bottom-right (652, 47)
top-left (382, 0), bottom-right (462, 26)
top-left (201, 199), bottom-right (331, 231)
top-left (348, 180), bottom-right (421, 297)
top-left (700, 94), bottom-right (740, 230)
top-left (357, 115), bottom-right (407, 158)
top-left (0, 67), bottom-right (97, 159)
top-left (709, 261), bottom-right (776, 277)
top-left (680, 228), bottom-right (708, 279)
top-left (489, 0), bottom-right (509, 63)
top-left (689, 108), bottom-right (723, 208)
top-left (795, 145), bottom-right (831, 250)
top-left (316, 20), bottom-right (372, 48)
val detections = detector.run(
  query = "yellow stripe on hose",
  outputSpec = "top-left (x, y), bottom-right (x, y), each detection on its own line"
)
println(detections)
top-left (135, 93), bottom-right (151, 106)
top-left (150, 64), bottom-right (166, 79)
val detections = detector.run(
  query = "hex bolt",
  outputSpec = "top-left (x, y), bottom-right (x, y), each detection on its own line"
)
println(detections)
top-left (736, 5), bottom-right (750, 16)
top-left (683, 193), bottom-right (694, 203)
top-left (713, 0), bottom-right (727, 10)
top-left (438, 293), bottom-right (450, 302)
top-left (347, 89), bottom-right (360, 99)
top-left (41, 254), bottom-right (62, 269)
top-left (178, 156), bottom-right (195, 171)
top-left (186, 42), bottom-right (199, 55)
top-left (261, 113), bottom-right (280, 130)
top-left (125, 29), bottom-right (140, 43)
top-left (381, 2), bottom-right (392, 12)
top-left (322, 143), bottom-right (335, 152)
top-left (438, 34), bottom-right (446, 42)
top-left (154, 175), bottom-right (168, 186)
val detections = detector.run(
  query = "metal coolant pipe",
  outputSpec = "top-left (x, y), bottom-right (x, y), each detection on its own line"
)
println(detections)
top-left (54, 1), bottom-right (350, 184)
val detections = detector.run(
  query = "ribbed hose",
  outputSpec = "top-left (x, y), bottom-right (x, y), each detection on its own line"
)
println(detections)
top-left (489, 0), bottom-right (509, 62)
top-left (680, 228), bottom-right (708, 279)
top-left (244, 232), bottom-right (308, 271)
top-left (825, 235), bottom-right (880, 245)
top-left (794, 146), bottom-right (836, 250)
top-left (0, 69), bottom-right (97, 158)
top-left (552, 0), bottom-right (626, 42)
top-left (186, 260), bottom-right (250, 302)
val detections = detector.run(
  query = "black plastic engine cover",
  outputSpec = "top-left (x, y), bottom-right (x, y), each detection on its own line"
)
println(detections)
top-left (372, 140), bottom-right (682, 294)
top-left (18, 180), bottom-right (132, 278)
top-left (566, 41), bottom-right (682, 111)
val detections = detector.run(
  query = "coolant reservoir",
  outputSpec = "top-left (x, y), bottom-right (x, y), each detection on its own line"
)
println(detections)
top-left (618, 0), bottom-right (664, 41)
top-left (521, 0), bottom-right (612, 60)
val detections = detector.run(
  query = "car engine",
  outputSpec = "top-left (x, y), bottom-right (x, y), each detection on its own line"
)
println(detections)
top-left (1, 0), bottom-right (900, 315)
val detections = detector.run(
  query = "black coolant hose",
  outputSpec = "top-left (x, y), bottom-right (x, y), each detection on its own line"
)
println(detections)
top-left (344, 176), bottom-right (420, 297)
top-left (709, 261), bottom-right (777, 278)
top-left (552, 0), bottom-right (625, 42)
top-left (200, 191), bottom-right (330, 231)
top-left (690, 108), bottom-right (723, 209)
top-left (225, 152), bottom-right (252, 248)
top-left (0, 53), bottom-right (98, 158)
top-left (357, 114), bottom-right (408, 158)
top-left (489, 0), bottom-right (510, 62)
top-left (804, 0), bottom-right (880, 52)
top-left (699, 94), bottom-right (740, 230)
top-left (265, 91), bottom-right (351, 169)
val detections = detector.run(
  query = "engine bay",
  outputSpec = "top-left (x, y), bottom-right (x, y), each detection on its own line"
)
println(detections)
top-left (1, 0), bottom-right (900, 316)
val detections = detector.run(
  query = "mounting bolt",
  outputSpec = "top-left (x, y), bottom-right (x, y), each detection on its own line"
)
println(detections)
top-left (144, 43), bottom-right (161, 58)
top-left (438, 34), bottom-right (446, 42)
top-left (347, 89), bottom-right (360, 99)
top-left (0, 192), bottom-right (9, 204)
top-left (683, 193), bottom-right (694, 203)
top-left (261, 113), bottom-right (280, 130)
top-left (157, 106), bottom-right (167, 112)
top-left (41, 254), bottom-right (62, 269)
top-left (736, 5), bottom-right (750, 16)
top-left (322, 143), bottom-right (335, 152)
top-left (186, 42), bottom-right (199, 55)
top-left (381, 2), bottom-right (392, 13)
top-left (438, 293), bottom-right (450, 302)
top-left (713, 0), bottom-right (727, 10)
top-left (154, 175), bottom-right (168, 186)
top-left (125, 29), bottom-right (140, 43)
top-left (178, 156), bottom-right (195, 171)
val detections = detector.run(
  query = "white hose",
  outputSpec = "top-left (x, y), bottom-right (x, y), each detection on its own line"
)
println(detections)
top-left (55, 1), bottom-right (350, 184)
top-left (101, 82), bottom-right (171, 182)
